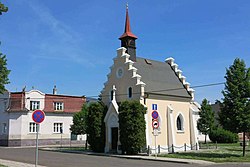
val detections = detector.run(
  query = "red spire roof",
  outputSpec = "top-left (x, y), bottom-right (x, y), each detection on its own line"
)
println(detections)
top-left (119, 5), bottom-right (137, 39)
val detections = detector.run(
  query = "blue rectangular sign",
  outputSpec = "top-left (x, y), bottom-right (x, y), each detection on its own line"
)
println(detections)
top-left (152, 104), bottom-right (157, 110)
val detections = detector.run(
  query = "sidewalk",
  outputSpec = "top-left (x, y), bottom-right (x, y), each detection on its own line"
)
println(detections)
top-left (0, 159), bottom-right (46, 167)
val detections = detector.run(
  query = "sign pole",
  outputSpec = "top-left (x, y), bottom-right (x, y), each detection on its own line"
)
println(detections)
top-left (32, 110), bottom-right (45, 167)
top-left (35, 123), bottom-right (39, 167)
top-left (155, 134), bottom-right (157, 159)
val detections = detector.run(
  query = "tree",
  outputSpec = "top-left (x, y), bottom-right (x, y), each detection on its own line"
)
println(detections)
top-left (197, 99), bottom-right (215, 144)
top-left (0, 53), bottom-right (10, 94)
top-left (219, 58), bottom-right (250, 156)
top-left (0, 2), bottom-right (8, 15)
top-left (0, 2), bottom-right (10, 94)
top-left (119, 100), bottom-right (146, 155)
top-left (86, 102), bottom-right (107, 152)
top-left (70, 104), bottom-right (88, 135)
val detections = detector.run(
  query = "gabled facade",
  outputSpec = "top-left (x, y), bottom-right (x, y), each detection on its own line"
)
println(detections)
top-left (0, 89), bottom-right (86, 146)
top-left (101, 6), bottom-right (199, 153)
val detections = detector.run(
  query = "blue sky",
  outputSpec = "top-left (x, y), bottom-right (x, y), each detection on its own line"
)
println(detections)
top-left (0, 0), bottom-right (249, 103)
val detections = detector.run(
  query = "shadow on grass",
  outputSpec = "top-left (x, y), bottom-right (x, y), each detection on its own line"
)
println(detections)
top-left (175, 152), bottom-right (241, 158)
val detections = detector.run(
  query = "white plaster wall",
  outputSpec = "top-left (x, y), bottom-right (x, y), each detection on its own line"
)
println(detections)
top-left (25, 90), bottom-right (45, 110)
top-left (8, 113), bottom-right (23, 139)
top-left (0, 92), bottom-right (10, 137)
top-left (21, 112), bottom-right (74, 140)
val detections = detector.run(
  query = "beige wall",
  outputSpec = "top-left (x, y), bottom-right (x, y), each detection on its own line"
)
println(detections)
top-left (101, 48), bottom-right (144, 105)
top-left (145, 98), bottom-right (191, 148)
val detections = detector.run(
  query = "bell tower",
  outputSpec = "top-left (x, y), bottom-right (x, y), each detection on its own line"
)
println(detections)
top-left (119, 4), bottom-right (137, 62)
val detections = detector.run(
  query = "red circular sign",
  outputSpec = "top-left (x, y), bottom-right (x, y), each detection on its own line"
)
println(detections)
top-left (152, 119), bottom-right (159, 129)
top-left (32, 110), bottom-right (45, 124)
top-left (151, 111), bottom-right (159, 119)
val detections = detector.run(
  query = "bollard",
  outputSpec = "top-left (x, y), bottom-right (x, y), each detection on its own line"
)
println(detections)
top-left (172, 144), bottom-right (174, 153)
top-left (158, 145), bottom-right (160, 154)
top-left (196, 143), bottom-right (198, 150)
top-left (184, 143), bottom-right (186, 151)
top-left (147, 145), bottom-right (150, 155)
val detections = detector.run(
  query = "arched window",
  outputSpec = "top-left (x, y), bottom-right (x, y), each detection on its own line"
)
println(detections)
top-left (110, 90), bottom-right (114, 101)
top-left (128, 87), bottom-right (132, 98)
top-left (176, 114), bottom-right (184, 131)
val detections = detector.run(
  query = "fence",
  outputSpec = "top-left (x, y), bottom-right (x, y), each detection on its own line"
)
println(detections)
top-left (147, 143), bottom-right (199, 155)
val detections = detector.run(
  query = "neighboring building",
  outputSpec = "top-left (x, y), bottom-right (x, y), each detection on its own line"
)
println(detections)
top-left (101, 7), bottom-right (199, 153)
top-left (0, 87), bottom-right (86, 146)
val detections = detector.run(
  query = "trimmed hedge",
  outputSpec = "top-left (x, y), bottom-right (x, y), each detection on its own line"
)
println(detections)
top-left (209, 127), bottom-right (239, 143)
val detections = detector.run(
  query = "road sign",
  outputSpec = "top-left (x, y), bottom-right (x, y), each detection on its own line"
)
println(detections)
top-left (153, 129), bottom-right (159, 136)
top-left (152, 104), bottom-right (157, 110)
top-left (32, 110), bottom-right (45, 124)
top-left (152, 119), bottom-right (159, 129)
top-left (151, 110), bottom-right (159, 119)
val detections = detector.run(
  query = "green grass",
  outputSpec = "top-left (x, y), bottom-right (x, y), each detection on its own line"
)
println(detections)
top-left (159, 143), bottom-right (250, 163)
top-left (0, 164), bottom-right (7, 167)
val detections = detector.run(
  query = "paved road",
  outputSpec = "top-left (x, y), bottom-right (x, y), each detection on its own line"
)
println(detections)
top-left (0, 147), bottom-right (250, 167)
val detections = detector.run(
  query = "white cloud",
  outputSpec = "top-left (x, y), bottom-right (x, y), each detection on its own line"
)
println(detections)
top-left (26, 1), bottom-right (95, 67)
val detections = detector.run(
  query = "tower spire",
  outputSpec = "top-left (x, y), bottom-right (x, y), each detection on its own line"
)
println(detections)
top-left (119, 4), bottom-right (137, 62)
top-left (119, 4), bottom-right (137, 39)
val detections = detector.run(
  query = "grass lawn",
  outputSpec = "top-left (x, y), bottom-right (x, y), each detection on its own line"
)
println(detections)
top-left (0, 165), bottom-right (7, 167)
top-left (159, 143), bottom-right (250, 163)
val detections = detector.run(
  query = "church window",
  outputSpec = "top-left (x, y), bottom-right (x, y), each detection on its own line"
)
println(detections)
top-left (176, 114), bottom-right (184, 131)
top-left (128, 87), bottom-right (132, 98)
top-left (110, 90), bottom-right (114, 101)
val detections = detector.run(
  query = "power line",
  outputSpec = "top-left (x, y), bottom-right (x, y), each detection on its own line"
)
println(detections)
top-left (0, 82), bottom-right (225, 100)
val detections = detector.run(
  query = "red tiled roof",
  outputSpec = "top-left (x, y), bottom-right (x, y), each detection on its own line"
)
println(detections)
top-left (119, 6), bottom-right (137, 39)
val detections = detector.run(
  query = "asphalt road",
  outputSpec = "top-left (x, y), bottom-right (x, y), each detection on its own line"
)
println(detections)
top-left (0, 147), bottom-right (250, 167)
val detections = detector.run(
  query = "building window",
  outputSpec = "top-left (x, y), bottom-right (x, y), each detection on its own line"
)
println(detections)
top-left (176, 114), bottom-right (184, 131)
top-left (30, 101), bottom-right (40, 110)
top-left (2, 123), bottom-right (7, 134)
top-left (53, 123), bottom-right (63, 133)
top-left (29, 122), bottom-right (38, 133)
top-left (128, 87), bottom-right (132, 98)
top-left (54, 102), bottom-right (64, 111)
top-left (110, 90), bottom-right (114, 101)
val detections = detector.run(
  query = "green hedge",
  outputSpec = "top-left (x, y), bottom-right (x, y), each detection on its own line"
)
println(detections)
top-left (209, 127), bottom-right (239, 143)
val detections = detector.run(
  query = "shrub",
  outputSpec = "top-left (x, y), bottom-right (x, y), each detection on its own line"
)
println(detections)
top-left (119, 100), bottom-right (147, 155)
top-left (86, 102), bottom-right (107, 152)
top-left (209, 127), bottom-right (239, 143)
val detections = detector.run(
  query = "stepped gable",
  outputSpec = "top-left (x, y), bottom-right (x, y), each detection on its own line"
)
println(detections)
top-left (133, 57), bottom-right (193, 99)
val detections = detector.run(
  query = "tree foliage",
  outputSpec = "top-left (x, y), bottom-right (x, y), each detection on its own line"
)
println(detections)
top-left (0, 2), bottom-right (8, 15)
top-left (86, 102), bottom-right (107, 153)
top-left (209, 127), bottom-right (238, 143)
top-left (119, 100), bottom-right (146, 155)
top-left (0, 53), bottom-right (10, 94)
top-left (219, 58), bottom-right (250, 156)
top-left (70, 104), bottom-right (88, 135)
top-left (219, 58), bottom-right (250, 133)
top-left (0, 2), bottom-right (10, 94)
top-left (197, 99), bottom-right (215, 143)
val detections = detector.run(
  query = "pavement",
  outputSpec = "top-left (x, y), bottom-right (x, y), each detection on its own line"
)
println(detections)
top-left (0, 147), bottom-right (215, 167)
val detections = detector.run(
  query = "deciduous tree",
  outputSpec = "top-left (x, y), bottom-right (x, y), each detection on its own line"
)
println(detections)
top-left (197, 99), bottom-right (215, 144)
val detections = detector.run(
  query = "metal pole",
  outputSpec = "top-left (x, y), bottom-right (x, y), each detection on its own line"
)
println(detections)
top-left (35, 123), bottom-right (39, 167)
top-left (61, 133), bottom-right (62, 149)
top-left (155, 134), bottom-right (157, 159)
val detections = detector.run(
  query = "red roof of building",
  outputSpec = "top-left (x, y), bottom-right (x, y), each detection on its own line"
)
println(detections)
top-left (119, 6), bottom-right (137, 39)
